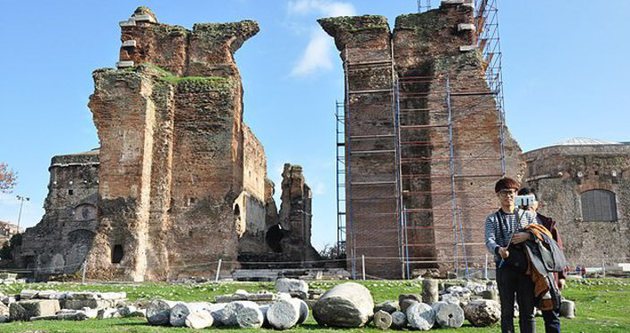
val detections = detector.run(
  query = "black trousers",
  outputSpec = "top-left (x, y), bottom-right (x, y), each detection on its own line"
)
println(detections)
top-left (497, 265), bottom-right (536, 333)
top-left (542, 309), bottom-right (561, 333)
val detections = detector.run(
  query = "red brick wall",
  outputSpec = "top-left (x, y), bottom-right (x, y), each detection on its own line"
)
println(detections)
top-left (322, 3), bottom-right (524, 278)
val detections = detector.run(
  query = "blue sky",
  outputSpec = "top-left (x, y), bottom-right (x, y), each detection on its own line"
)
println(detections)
top-left (1, 0), bottom-right (629, 251)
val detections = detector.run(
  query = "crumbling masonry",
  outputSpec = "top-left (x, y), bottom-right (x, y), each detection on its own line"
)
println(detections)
top-left (18, 7), bottom-right (318, 281)
top-left (524, 140), bottom-right (630, 268)
top-left (320, 2), bottom-right (523, 278)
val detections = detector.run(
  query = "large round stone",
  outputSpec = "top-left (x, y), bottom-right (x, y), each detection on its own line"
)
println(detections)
top-left (391, 310), bottom-right (407, 329)
top-left (398, 294), bottom-right (421, 312)
top-left (374, 300), bottom-right (399, 314)
top-left (296, 298), bottom-right (309, 324)
top-left (406, 302), bottom-right (435, 331)
top-left (313, 282), bottom-right (374, 327)
top-left (267, 298), bottom-right (301, 330)
top-left (235, 302), bottom-right (264, 328)
top-left (559, 299), bottom-right (575, 319)
top-left (373, 310), bottom-right (392, 330)
top-left (185, 310), bottom-right (214, 329)
top-left (207, 303), bottom-right (227, 325)
top-left (220, 301), bottom-right (258, 326)
top-left (146, 300), bottom-right (178, 326)
top-left (463, 299), bottom-right (500, 327)
top-left (169, 302), bottom-right (210, 327)
top-left (432, 301), bottom-right (464, 328)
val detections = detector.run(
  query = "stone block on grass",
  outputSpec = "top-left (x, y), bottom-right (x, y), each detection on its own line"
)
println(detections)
top-left (9, 300), bottom-right (61, 321)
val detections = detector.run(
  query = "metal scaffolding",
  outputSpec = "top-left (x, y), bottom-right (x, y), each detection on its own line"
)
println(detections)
top-left (335, 101), bottom-right (346, 258)
top-left (475, 0), bottom-right (506, 174)
top-left (417, 0), bottom-right (433, 13)
top-left (339, 46), bottom-right (402, 279)
top-left (335, 0), bottom-right (507, 278)
top-left (394, 72), bottom-right (504, 278)
top-left (416, 0), bottom-right (506, 113)
top-left (416, 0), bottom-right (507, 173)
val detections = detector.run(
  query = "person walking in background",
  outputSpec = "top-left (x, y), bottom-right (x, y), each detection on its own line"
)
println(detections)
top-left (485, 177), bottom-right (538, 333)
top-left (517, 187), bottom-right (566, 333)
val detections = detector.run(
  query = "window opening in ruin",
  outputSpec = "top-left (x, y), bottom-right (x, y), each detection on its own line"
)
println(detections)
top-left (234, 204), bottom-right (240, 216)
top-left (68, 189), bottom-right (74, 195)
top-left (111, 244), bottom-right (124, 264)
top-left (168, 197), bottom-right (174, 213)
top-left (581, 189), bottom-right (617, 222)
top-left (23, 256), bottom-right (35, 268)
top-left (266, 224), bottom-right (285, 253)
top-left (74, 203), bottom-right (96, 221)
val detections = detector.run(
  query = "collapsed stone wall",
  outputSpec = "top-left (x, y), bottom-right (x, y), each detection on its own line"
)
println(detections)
top-left (236, 127), bottom-right (269, 255)
top-left (320, 1), bottom-right (523, 278)
top-left (278, 164), bottom-right (318, 261)
top-left (243, 125), bottom-right (267, 201)
top-left (524, 143), bottom-right (630, 267)
top-left (240, 163), bottom-right (320, 268)
top-left (18, 150), bottom-right (99, 274)
top-left (0, 220), bottom-right (19, 247)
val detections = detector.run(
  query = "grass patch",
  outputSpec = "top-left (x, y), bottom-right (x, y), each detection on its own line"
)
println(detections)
top-left (0, 278), bottom-right (628, 332)
top-left (124, 63), bottom-right (233, 91)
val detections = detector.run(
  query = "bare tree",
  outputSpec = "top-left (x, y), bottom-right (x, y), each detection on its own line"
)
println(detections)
top-left (319, 243), bottom-right (345, 260)
top-left (0, 162), bottom-right (17, 192)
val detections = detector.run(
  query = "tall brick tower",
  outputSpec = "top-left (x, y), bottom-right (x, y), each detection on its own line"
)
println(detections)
top-left (321, 1), bottom-right (523, 279)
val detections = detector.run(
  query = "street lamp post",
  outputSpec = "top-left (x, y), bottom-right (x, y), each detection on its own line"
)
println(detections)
top-left (16, 195), bottom-right (30, 234)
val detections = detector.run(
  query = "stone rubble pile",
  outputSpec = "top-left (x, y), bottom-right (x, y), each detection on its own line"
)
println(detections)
top-left (0, 289), bottom-right (132, 323)
top-left (366, 278), bottom-right (577, 331)
top-left (144, 278), bottom-right (314, 329)
top-left (0, 277), bottom-right (578, 329)
top-left (0, 273), bottom-right (25, 285)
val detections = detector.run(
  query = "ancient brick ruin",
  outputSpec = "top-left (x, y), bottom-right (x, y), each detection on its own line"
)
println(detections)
top-left (320, 2), bottom-right (523, 278)
top-left (17, 7), bottom-right (318, 281)
top-left (0, 220), bottom-right (20, 247)
top-left (523, 139), bottom-right (630, 268)
top-left (18, 150), bottom-right (99, 273)
top-left (17, 4), bottom-right (630, 282)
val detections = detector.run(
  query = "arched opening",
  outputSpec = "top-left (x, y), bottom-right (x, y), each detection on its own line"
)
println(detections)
top-left (73, 203), bottom-right (97, 221)
top-left (265, 224), bottom-right (285, 253)
top-left (581, 189), bottom-right (617, 222)
top-left (111, 244), bottom-right (124, 264)
top-left (234, 204), bottom-right (240, 217)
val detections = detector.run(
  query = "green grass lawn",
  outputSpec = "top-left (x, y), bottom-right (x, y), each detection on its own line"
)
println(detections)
top-left (0, 279), bottom-right (628, 332)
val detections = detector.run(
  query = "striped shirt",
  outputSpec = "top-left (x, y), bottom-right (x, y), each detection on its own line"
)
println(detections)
top-left (484, 208), bottom-right (537, 263)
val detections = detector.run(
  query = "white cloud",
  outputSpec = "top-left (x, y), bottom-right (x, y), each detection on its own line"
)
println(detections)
top-left (312, 180), bottom-right (326, 195)
top-left (287, 0), bottom-right (356, 77)
top-left (288, 0), bottom-right (355, 17)
top-left (290, 30), bottom-right (334, 77)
